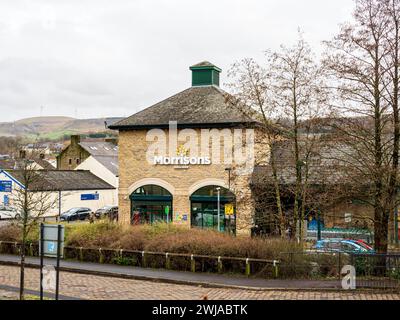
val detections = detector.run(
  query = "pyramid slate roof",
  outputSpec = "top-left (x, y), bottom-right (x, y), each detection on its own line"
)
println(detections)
top-left (109, 86), bottom-right (259, 130)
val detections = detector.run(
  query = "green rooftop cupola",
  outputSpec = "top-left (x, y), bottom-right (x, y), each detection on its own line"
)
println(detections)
top-left (190, 61), bottom-right (222, 87)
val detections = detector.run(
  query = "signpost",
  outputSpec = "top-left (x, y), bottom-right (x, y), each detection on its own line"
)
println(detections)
top-left (39, 223), bottom-right (64, 300)
top-left (224, 204), bottom-right (234, 216)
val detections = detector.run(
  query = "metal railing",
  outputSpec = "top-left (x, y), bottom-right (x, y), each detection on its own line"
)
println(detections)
top-left (0, 241), bottom-right (279, 278)
top-left (0, 240), bottom-right (398, 289)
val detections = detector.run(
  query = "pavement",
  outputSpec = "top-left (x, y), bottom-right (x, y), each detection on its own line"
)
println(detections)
top-left (0, 264), bottom-right (399, 300)
top-left (0, 254), bottom-right (343, 290)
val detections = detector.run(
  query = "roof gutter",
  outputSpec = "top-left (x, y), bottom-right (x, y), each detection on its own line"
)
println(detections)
top-left (109, 121), bottom-right (261, 131)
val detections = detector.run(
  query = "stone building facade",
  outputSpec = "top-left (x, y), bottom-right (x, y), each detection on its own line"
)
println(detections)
top-left (57, 135), bottom-right (90, 170)
top-left (111, 62), bottom-right (263, 236)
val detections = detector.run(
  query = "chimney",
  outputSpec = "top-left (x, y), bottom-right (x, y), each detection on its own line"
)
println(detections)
top-left (190, 61), bottom-right (221, 87)
top-left (71, 135), bottom-right (81, 146)
top-left (105, 137), bottom-right (118, 145)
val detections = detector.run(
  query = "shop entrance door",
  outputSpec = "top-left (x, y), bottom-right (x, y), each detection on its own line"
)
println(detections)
top-left (190, 185), bottom-right (236, 234)
top-left (130, 185), bottom-right (173, 225)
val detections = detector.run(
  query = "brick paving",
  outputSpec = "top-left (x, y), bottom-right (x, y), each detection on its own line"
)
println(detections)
top-left (0, 265), bottom-right (399, 300)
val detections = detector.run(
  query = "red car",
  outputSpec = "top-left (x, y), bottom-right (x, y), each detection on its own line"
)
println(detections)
top-left (348, 239), bottom-right (374, 251)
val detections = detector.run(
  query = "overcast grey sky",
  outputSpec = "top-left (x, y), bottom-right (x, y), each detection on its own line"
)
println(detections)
top-left (0, 0), bottom-right (355, 122)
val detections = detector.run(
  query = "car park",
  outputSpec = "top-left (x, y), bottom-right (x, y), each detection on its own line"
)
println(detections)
top-left (60, 207), bottom-right (92, 222)
top-left (0, 205), bottom-right (20, 220)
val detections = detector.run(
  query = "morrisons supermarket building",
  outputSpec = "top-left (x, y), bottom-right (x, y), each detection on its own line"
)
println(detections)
top-left (110, 62), bottom-right (263, 236)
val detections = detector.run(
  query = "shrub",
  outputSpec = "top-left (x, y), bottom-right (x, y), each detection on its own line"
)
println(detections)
top-left (0, 224), bottom-right (21, 242)
top-left (66, 221), bottom-right (122, 248)
top-left (62, 221), bottom-right (302, 259)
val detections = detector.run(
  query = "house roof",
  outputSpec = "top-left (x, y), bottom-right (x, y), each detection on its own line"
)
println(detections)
top-left (251, 139), bottom-right (350, 186)
top-left (109, 86), bottom-right (259, 130)
top-left (0, 158), bottom-right (16, 170)
top-left (3, 170), bottom-right (115, 191)
top-left (93, 155), bottom-right (119, 176)
top-left (34, 158), bottom-right (55, 170)
top-left (78, 141), bottom-right (118, 157)
top-left (0, 158), bottom-right (54, 171)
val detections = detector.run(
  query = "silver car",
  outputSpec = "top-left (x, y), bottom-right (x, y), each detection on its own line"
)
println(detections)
top-left (0, 205), bottom-right (21, 220)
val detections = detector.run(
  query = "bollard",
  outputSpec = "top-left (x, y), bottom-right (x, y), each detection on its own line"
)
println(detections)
top-left (29, 243), bottom-right (33, 256)
top-left (99, 248), bottom-right (104, 264)
top-left (165, 253), bottom-right (171, 269)
top-left (273, 260), bottom-right (279, 278)
top-left (217, 256), bottom-right (223, 273)
top-left (0, 241), bottom-right (2, 254)
top-left (14, 242), bottom-right (18, 255)
top-left (142, 251), bottom-right (147, 268)
top-left (245, 258), bottom-right (251, 277)
top-left (191, 254), bottom-right (196, 273)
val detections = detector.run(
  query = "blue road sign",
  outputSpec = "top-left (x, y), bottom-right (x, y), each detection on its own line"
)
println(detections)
top-left (0, 181), bottom-right (12, 192)
top-left (81, 193), bottom-right (99, 201)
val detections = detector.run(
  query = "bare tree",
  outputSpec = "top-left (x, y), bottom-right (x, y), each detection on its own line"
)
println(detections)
top-left (226, 34), bottom-right (329, 240)
top-left (323, 0), bottom-right (400, 253)
top-left (10, 148), bottom-right (57, 300)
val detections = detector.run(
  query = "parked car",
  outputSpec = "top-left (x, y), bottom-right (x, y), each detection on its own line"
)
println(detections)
top-left (347, 239), bottom-right (374, 251)
top-left (60, 207), bottom-right (92, 222)
top-left (95, 206), bottom-right (118, 219)
top-left (0, 205), bottom-right (20, 220)
top-left (313, 239), bottom-right (375, 254)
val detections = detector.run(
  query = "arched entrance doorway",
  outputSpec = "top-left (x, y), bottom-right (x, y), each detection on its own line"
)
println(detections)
top-left (190, 185), bottom-right (236, 233)
top-left (130, 185), bottom-right (173, 225)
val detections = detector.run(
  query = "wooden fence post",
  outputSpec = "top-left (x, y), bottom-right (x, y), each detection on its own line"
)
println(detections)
top-left (191, 254), bottom-right (196, 273)
top-left (29, 243), bottom-right (33, 256)
top-left (245, 258), bottom-right (250, 277)
top-left (165, 253), bottom-right (171, 269)
top-left (142, 251), bottom-right (146, 268)
top-left (217, 256), bottom-right (223, 273)
top-left (99, 248), bottom-right (104, 264)
top-left (79, 247), bottom-right (83, 261)
top-left (273, 260), bottom-right (279, 278)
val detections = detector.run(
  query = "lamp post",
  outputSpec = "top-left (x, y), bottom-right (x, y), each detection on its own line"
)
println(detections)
top-left (216, 187), bottom-right (221, 232)
top-left (395, 206), bottom-right (399, 246)
top-left (317, 209), bottom-right (322, 241)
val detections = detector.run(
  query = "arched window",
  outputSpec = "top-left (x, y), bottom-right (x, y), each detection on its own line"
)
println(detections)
top-left (130, 185), bottom-right (172, 225)
top-left (190, 185), bottom-right (235, 233)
